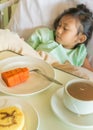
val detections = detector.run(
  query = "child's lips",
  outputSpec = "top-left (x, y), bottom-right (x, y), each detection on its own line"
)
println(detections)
top-left (56, 35), bottom-right (62, 42)
top-left (56, 34), bottom-right (62, 39)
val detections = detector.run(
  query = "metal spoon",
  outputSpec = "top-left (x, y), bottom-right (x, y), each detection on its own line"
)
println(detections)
top-left (30, 69), bottom-right (63, 86)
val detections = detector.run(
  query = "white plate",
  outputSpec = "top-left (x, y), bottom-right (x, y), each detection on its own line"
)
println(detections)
top-left (51, 88), bottom-right (93, 128)
top-left (0, 96), bottom-right (39, 130)
top-left (0, 56), bottom-right (54, 96)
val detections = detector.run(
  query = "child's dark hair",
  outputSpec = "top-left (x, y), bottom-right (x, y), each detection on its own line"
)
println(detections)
top-left (54, 4), bottom-right (93, 46)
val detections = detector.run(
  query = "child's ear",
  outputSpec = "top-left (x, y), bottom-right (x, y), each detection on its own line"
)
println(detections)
top-left (78, 34), bottom-right (87, 43)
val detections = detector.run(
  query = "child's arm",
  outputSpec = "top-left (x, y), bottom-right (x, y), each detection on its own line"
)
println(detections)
top-left (82, 57), bottom-right (93, 72)
top-left (27, 27), bottom-right (56, 51)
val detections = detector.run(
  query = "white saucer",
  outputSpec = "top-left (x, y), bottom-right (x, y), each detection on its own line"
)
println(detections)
top-left (51, 88), bottom-right (93, 128)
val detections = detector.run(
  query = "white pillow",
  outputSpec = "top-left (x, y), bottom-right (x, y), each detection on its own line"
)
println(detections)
top-left (7, 0), bottom-right (76, 40)
top-left (74, 0), bottom-right (93, 12)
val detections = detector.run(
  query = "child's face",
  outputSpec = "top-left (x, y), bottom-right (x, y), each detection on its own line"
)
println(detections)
top-left (55, 15), bottom-right (84, 49)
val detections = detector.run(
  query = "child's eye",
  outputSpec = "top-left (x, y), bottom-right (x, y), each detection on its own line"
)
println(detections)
top-left (63, 27), bottom-right (68, 31)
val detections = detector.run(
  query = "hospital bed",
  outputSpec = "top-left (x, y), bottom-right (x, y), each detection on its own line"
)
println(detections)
top-left (0, 0), bottom-right (93, 79)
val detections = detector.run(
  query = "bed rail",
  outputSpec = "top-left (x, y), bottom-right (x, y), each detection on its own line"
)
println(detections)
top-left (0, 0), bottom-right (19, 28)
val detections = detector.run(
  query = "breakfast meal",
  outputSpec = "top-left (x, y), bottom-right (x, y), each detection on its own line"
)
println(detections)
top-left (0, 106), bottom-right (25, 130)
top-left (1, 67), bottom-right (29, 87)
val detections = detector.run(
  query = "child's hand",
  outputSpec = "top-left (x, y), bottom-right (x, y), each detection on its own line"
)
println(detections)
top-left (20, 37), bottom-right (24, 41)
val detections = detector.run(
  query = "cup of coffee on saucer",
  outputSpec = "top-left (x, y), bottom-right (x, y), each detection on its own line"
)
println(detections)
top-left (63, 79), bottom-right (93, 115)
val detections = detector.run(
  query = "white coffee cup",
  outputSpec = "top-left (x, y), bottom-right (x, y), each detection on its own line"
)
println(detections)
top-left (63, 79), bottom-right (93, 115)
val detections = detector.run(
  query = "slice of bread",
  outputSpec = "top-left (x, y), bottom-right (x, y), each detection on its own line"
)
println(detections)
top-left (0, 106), bottom-right (25, 130)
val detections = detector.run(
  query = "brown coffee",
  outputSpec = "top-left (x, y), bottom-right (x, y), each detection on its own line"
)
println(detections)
top-left (67, 82), bottom-right (93, 101)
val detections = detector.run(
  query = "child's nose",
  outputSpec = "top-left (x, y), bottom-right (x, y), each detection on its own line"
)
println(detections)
top-left (58, 28), bottom-right (63, 34)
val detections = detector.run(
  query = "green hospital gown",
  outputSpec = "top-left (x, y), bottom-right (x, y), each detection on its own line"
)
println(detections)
top-left (27, 28), bottom-right (87, 66)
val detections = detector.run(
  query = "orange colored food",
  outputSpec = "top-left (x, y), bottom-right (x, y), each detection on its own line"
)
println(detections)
top-left (1, 67), bottom-right (29, 87)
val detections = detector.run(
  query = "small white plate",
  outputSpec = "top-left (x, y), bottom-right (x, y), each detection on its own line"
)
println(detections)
top-left (0, 96), bottom-right (39, 130)
top-left (51, 88), bottom-right (93, 128)
top-left (0, 56), bottom-right (54, 96)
